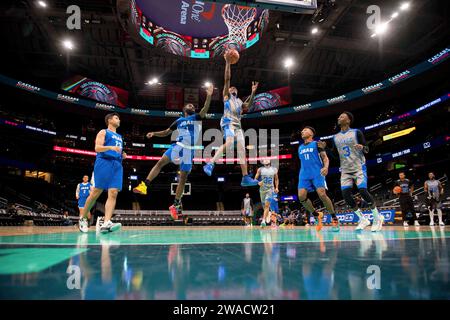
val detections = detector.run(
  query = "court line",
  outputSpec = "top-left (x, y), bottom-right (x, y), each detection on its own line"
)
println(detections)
top-left (1, 234), bottom-right (449, 246)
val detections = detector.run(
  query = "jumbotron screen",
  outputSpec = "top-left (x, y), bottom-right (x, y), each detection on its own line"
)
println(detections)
top-left (62, 75), bottom-right (129, 108)
top-left (247, 86), bottom-right (292, 113)
top-left (129, 0), bottom-right (269, 59)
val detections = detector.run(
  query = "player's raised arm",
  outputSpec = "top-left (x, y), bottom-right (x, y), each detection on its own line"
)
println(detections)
top-left (243, 81), bottom-right (259, 111)
top-left (223, 51), bottom-right (232, 100)
top-left (146, 120), bottom-right (177, 139)
top-left (199, 84), bottom-right (214, 118)
top-left (95, 129), bottom-right (119, 153)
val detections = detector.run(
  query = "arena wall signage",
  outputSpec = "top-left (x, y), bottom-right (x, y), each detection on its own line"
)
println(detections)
top-left (0, 47), bottom-right (448, 119)
top-left (317, 210), bottom-right (396, 224)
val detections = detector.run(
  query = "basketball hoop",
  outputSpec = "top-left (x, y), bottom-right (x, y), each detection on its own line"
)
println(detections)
top-left (222, 5), bottom-right (257, 50)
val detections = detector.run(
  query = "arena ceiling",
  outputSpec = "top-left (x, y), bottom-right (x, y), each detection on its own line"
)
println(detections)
top-left (0, 0), bottom-right (448, 108)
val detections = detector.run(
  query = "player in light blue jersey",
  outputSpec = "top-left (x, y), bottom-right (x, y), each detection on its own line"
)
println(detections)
top-left (203, 50), bottom-right (259, 187)
top-left (298, 126), bottom-right (339, 232)
top-left (79, 113), bottom-right (126, 234)
top-left (320, 111), bottom-right (383, 232)
top-left (76, 175), bottom-right (93, 220)
top-left (255, 159), bottom-right (279, 228)
top-left (133, 85), bottom-right (213, 219)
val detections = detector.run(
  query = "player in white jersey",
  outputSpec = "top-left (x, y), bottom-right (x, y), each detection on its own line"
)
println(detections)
top-left (203, 50), bottom-right (259, 187)
top-left (320, 111), bottom-right (383, 232)
top-left (255, 159), bottom-right (279, 228)
top-left (424, 172), bottom-right (445, 226)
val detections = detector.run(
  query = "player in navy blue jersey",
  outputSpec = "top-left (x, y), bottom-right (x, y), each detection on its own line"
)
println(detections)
top-left (76, 175), bottom-right (93, 220)
top-left (79, 113), bottom-right (126, 234)
top-left (133, 85), bottom-right (213, 219)
top-left (298, 126), bottom-right (339, 232)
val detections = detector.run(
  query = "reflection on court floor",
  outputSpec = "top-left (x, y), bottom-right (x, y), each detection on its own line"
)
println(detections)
top-left (0, 226), bottom-right (449, 300)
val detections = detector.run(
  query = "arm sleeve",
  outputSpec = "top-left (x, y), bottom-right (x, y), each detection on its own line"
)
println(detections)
top-left (75, 184), bottom-right (80, 198)
top-left (356, 130), bottom-right (369, 153)
top-left (169, 119), bottom-right (178, 131)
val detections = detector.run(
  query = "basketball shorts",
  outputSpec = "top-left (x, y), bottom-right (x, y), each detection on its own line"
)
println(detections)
top-left (93, 157), bottom-right (123, 190)
top-left (340, 166), bottom-right (368, 190)
top-left (78, 197), bottom-right (88, 208)
top-left (298, 173), bottom-right (327, 193)
top-left (260, 189), bottom-right (275, 205)
top-left (221, 123), bottom-right (244, 144)
top-left (164, 143), bottom-right (195, 173)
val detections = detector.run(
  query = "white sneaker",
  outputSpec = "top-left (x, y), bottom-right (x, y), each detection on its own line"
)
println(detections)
top-left (100, 220), bottom-right (122, 234)
top-left (371, 215), bottom-right (384, 232)
top-left (355, 218), bottom-right (370, 231)
top-left (96, 217), bottom-right (105, 233)
top-left (430, 221), bottom-right (435, 226)
top-left (79, 218), bottom-right (89, 233)
top-left (414, 221), bottom-right (420, 227)
top-left (403, 221), bottom-right (409, 227)
top-left (439, 221), bottom-right (445, 227)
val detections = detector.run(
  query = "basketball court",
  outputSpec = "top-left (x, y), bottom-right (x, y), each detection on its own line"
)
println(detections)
top-left (1, 226), bottom-right (449, 299)
top-left (0, 0), bottom-right (449, 308)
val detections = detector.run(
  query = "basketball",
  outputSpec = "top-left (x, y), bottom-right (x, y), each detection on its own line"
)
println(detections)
top-left (393, 186), bottom-right (402, 194)
top-left (226, 48), bottom-right (240, 64)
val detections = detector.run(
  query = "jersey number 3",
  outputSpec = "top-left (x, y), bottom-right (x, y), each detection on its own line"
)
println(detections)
top-left (342, 146), bottom-right (351, 157)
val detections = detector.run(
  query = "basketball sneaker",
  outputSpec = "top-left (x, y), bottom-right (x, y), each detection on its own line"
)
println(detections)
top-left (133, 181), bottom-right (147, 195)
top-left (439, 221), bottom-right (445, 226)
top-left (403, 221), bottom-right (409, 227)
top-left (169, 200), bottom-right (182, 220)
top-left (414, 220), bottom-right (420, 227)
top-left (315, 211), bottom-right (324, 232)
top-left (100, 220), bottom-right (122, 234)
top-left (355, 217), bottom-right (370, 231)
top-left (79, 217), bottom-right (89, 233)
top-left (96, 217), bottom-right (105, 233)
top-left (203, 163), bottom-right (215, 176)
top-left (260, 221), bottom-right (266, 228)
top-left (371, 215), bottom-right (384, 232)
top-left (241, 175), bottom-right (258, 187)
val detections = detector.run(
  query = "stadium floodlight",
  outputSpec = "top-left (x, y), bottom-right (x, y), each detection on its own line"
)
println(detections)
top-left (284, 57), bottom-right (294, 68)
top-left (147, 77), bottom-right (159, 85)
top-left (204, 81), bottom-right (212, 88)
top-left (37, 1), bottom-right (47, 8)
top-left (375, 22), bottom-right (389, 35)
top-left (62, 39), bottom-right (74, 50)
top-left (311, 27), bottom-right (318, 34)
top-left (391, 12), bottom-right (399, 19)
top-left (400, 2), bottom-right (410, 11)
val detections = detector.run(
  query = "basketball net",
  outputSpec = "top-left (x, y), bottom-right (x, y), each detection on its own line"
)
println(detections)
top-left (222, 5), bottom-right (257, 50)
